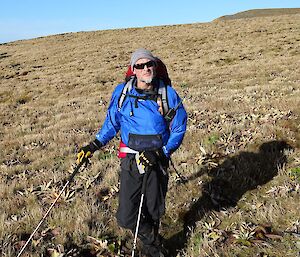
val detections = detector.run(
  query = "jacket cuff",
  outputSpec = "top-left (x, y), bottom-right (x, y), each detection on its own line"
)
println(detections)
top-left (90, 139), bottom-right (103, 152)
top-left (162, 146), bottom-right (170, 158)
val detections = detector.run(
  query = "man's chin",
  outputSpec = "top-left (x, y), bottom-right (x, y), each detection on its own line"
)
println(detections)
top-left (140, 76), bottom-right (153, 84)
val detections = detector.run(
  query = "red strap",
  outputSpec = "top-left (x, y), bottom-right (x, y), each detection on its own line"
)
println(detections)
top-left (118, 141), bottom-right (127, 158)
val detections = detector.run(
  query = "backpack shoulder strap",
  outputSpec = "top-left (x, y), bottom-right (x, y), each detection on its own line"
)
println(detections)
top-left (118, 76), bottom-right (135, 111)
top-left (158, 79), bottom-right (169, 116)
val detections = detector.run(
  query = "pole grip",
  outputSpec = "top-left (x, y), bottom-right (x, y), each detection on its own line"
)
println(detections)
top-left (69, 159), bottom-right (86, 181)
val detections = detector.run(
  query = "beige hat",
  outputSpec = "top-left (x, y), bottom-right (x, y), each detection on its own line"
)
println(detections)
top-left (130, 48), bottom-right (156, 69)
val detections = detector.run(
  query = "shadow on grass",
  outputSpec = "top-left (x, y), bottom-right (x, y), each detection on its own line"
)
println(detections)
top-left (165, 140), bottom-right (292, 256)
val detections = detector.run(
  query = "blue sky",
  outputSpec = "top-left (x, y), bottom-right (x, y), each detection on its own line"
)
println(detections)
top-left (0, 0), bottom-right (299, 44)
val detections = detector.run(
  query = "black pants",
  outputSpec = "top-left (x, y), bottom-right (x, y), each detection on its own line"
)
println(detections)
top-left (116, 154), bottom-right (168, 244)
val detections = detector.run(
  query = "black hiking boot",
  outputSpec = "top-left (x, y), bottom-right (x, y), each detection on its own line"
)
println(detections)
top-left (141, 244), bottom-right (165, 257)
top-left (140, 234), bottom-right (169, 257)
top-left (135, 220), bottom-right (169, 257)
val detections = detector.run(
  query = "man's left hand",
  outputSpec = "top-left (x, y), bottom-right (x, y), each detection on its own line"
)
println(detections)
top-left (156, 148), bottom-right (170, 167)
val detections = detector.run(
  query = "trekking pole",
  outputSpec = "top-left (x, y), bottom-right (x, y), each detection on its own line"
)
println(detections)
top-left (17, 159), bottom-right (88, 257)
top-left (170, 157), bottom-right (187, 184)
top-left (131, 168), bottom-right (149, 257)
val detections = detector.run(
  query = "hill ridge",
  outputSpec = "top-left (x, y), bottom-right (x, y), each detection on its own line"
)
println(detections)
top-left (215, 8), bottom-right (300, 21)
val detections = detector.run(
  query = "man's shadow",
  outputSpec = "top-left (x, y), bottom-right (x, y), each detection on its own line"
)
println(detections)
top-left (165, 140), bottom-right (292, 256)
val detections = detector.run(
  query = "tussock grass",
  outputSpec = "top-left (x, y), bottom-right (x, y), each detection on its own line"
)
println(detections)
top-left (0, 11), bottom-right (299, 256)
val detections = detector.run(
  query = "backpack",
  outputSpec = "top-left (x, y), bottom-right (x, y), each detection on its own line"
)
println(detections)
top-left (118, 57), bottom-right (171, 116)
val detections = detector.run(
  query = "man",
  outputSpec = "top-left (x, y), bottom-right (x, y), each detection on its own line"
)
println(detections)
top-left (77, 48), bottom-right (187, 257)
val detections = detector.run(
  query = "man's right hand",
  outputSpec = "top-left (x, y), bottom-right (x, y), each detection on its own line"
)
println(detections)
top-left (77, 139), bottom-right (102, 164)
top-left (77, 145), bottom-right (93, 164)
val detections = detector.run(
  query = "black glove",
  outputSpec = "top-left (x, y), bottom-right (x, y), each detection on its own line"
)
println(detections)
top-left (156, 148), bottom-right (170, 168)
top-left (77, 139), bottom-right (102, 164)
top-left (139, 151), bottom-right (158, 167)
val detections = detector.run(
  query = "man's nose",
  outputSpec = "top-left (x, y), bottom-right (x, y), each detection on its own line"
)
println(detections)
top-left (143, 65), bottom-right (150, 71)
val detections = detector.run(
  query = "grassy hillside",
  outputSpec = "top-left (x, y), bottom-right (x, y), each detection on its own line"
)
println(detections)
top-left (215, 8), bottom-right (300, 21)
top-left (0, 11), bottom-right (300, 257)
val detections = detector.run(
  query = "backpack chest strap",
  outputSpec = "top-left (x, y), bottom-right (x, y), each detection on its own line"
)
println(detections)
top-left (118, 77), bottom-right (169, 116)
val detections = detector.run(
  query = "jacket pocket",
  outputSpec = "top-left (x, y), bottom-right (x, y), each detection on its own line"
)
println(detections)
top-left (128, 133), bottom-right (163, 151)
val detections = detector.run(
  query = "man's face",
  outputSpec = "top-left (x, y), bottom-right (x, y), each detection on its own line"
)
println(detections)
top-left (133, 58), bottom-right (156, 84)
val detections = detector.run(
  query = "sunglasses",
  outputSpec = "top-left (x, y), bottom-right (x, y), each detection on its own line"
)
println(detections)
top-left (134, 60), bottom-right (155, 70)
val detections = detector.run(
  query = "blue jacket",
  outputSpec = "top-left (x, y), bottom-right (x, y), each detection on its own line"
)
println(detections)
top-left (95, 80), bottom-right (187, 157)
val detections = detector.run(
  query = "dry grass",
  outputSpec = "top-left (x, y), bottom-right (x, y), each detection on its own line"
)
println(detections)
top-left (0, 11), bottom-right (299, 257)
